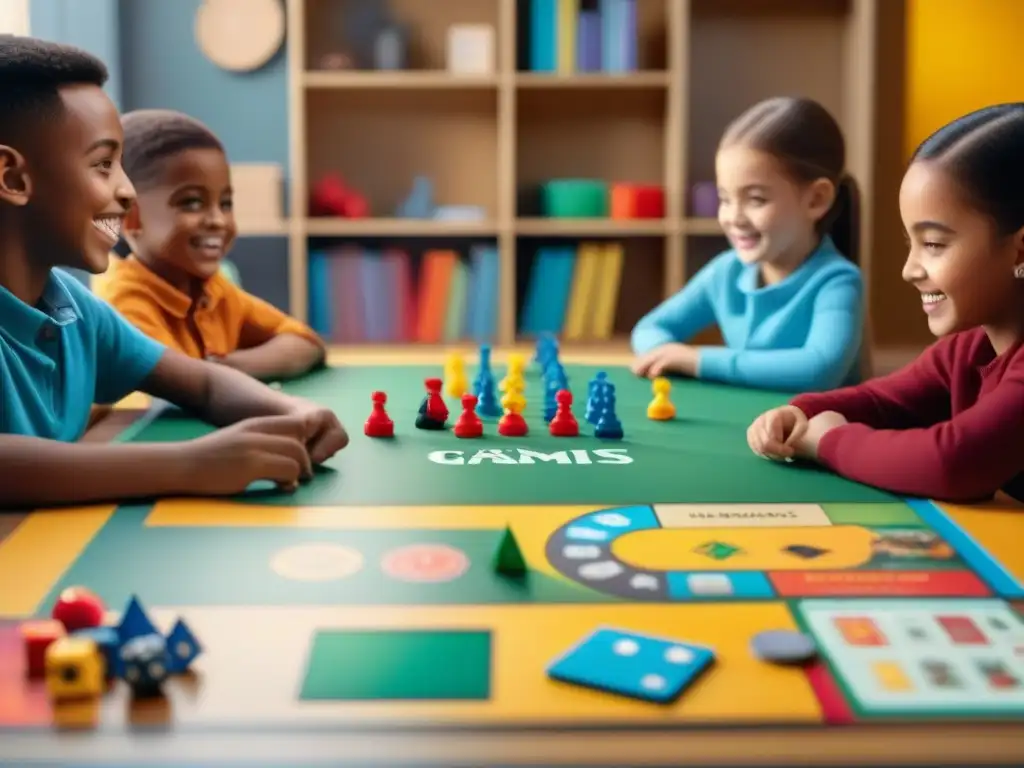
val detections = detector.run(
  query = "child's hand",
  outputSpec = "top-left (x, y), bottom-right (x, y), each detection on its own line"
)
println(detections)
top-left (188, 414), bottom-right (314, 494)
top-left (631, 343), bottom-right (699, 378)
top-left (287, 398), bottom-right (349, 464)
top-left (790, 411), bottom-right (848, 461)
top-left (746, 405), bottom-right (809, 461)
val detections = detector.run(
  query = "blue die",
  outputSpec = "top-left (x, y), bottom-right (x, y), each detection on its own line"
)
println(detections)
top-left (119, 632), bottom-right (171, 697)
top-left (547, 626), bottom-right (715, 704)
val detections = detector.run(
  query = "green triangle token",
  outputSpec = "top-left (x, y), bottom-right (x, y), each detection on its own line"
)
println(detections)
top-left (493, 526), bottom-right (526, 576)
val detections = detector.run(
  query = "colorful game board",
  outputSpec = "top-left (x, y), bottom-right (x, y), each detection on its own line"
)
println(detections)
top-left (1, 351), bottom-right (1023, 765)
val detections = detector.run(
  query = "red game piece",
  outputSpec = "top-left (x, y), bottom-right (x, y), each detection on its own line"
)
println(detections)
top-left (454, 393), bottom-right (483, 438)
top-left (20, 619), bottom-right (65, 678)
top-left (364, 391), bottom-right (394, 437)
top-left (51, 586), bottom-right (105, 632)
top-left (424, 377), bottom-right (449, 422)
top-left (548, 389), bottom-right (579, 437)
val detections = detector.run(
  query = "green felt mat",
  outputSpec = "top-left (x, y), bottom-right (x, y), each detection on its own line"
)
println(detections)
top-left (124, 364), bottom-right (896, 505)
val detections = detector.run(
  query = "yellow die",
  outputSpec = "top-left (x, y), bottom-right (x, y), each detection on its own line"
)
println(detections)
top-left (45, 636), bottom-right (105, 700)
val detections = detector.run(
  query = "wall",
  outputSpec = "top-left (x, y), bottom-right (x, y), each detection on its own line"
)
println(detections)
top-left (28, 0), bottom-right (293, 310)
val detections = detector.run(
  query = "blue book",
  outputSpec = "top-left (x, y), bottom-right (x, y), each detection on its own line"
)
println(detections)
top-left (530, 0), bottom-right (557, 72)
top-left (474, 245), bottom-right (501, 341)
top-left (307, 249), bottom-right (331, 336)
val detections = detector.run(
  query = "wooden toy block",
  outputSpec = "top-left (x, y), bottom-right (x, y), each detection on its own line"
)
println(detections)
top-left (20, 619), bottom-right (66, 679)
top-left (45, 636), bottom-right (105, 700)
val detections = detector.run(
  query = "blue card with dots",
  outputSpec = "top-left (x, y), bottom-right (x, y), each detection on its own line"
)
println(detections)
top-left (546, 626), bottom-right (715, 704)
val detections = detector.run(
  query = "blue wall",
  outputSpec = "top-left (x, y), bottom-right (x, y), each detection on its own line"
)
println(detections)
top-left (30, 0), bottom-right (289, 184)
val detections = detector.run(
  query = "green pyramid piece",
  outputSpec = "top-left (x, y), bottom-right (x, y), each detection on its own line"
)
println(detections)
top-left (493, 526), bottom-right (526, 576)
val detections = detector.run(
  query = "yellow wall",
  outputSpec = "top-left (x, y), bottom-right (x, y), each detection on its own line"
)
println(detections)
top-left (905, 0), bottom-right (1024, 157)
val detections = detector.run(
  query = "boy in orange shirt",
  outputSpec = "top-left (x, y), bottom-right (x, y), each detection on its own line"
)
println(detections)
top-left (99, 109), bottom-right (325, 381)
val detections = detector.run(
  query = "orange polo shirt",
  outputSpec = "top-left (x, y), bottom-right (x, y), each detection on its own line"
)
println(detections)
top-left (98, 256), bottom-right (323, 359)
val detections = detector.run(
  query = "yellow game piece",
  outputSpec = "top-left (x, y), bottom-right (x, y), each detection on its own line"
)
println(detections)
top-left (647, 377), bottom-right (676, 420)
top-left (45, 636), bottom-right (105, 700)
top-left (445, 355), bottom-right (468, 398)
top-left (500, 353), bottom-right (526, 394)
top-left (500, 378), bottom-right (526, 413)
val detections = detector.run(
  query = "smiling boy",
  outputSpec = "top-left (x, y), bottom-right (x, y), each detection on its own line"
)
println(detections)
top-left (98, 109), bottom-right (325, 381)
top-left (0, 36), bottom-right (348, 509)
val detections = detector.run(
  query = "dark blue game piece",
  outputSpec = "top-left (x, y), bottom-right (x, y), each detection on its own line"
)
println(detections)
top-left (119, 632), bottom-right (171, 698)
top-left (586, 373), bottom-right (608, 424)
top-left (72, 625), bottom-right (119, 678)
top-left (165, 618), bottom-right (202, 674)
top-left (116, 595), bottom-right (159, 646)
top-left (750, 630), bottom-right (817, 665)
top-left (543, 384), bottom-right (558, 422)
top-left (594, 384), bottom-right (623, 440)
top-left (475, 376), bottom-right (502, 418)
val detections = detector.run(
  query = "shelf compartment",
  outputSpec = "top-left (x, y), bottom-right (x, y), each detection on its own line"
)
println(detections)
top-left (306, 88), bottom-right (499, 220)
top-left (304, 71), bottom-right (500, 90)
top-left (687, 0), bottom-right (852, 188)
top-left (304, 0), bottom-right (502, 73)
top-left (514, 235), bottom-right (664, 343)
top-left (515, 88), bottom-right (666, 217)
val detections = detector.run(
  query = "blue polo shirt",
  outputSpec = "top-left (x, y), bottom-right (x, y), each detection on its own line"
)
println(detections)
top-left (0, 268), bottom-right (165, 441)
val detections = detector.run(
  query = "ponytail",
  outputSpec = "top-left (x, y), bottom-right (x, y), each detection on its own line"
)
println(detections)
top-left (821, 173), bottom-right (860, 265)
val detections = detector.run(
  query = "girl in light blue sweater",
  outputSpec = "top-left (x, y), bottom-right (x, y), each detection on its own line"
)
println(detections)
top-left (631, 97), bottom-right (865, 392)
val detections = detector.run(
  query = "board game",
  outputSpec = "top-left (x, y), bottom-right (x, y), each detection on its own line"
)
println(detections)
top-left (1, 345), bottom-right (1024, 766)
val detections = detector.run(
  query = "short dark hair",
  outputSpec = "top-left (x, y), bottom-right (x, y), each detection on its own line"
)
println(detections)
top-left (121, 109), bottom-right (224, 190)
top-left (911, 103), bottom-right (1024, 237)
top-left (719, 96), bottom-right (861, 264)
top-left (0, 35), bottom-right (108, 144)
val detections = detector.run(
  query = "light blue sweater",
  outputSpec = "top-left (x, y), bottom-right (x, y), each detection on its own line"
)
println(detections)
top-left (630, 237), bottom-right (863, 392)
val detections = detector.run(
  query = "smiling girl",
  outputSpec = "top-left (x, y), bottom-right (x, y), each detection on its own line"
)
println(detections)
top-left (747, 103), bottom-right (1024, 503)
top-left (630, 97), bottom-right (865, 392)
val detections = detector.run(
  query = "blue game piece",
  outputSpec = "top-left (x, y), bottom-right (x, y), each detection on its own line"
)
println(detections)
top-left (594, 385), bottom-right (623, 439)
top-left (543, 384), bottom-right (558, 422)
top-left (119, 632), bottom-right (171, 697)
top-left (165, 618), bottom-right (202, 674)
top-left (585, 373), bottom-right (608, 424)
top-left (750, 630), bottom-right (817, 665)
top-left (547, 626), bottom-right (715, 704)
top-left (72, 625), bottom-right (119, 678)
top-left (476, 376), bottom-right (502, 418)
top-left (116, 595), bottom-right (159, 646)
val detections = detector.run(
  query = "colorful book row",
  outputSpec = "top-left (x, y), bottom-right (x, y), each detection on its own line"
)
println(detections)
top-left (519, 242), bottom-right (624, 339)
top-left (307, 245), bottom-right (500, 343)
top-left (528, 0), bottom-right (638, 74)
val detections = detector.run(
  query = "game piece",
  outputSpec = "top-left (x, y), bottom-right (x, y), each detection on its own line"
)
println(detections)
top-left (474, 344), bottom-right (495, 393)
top-left (543, 382), bottom-right (558, 422)
top-left (51, 586), bottom-right (105, 632)
top-left (115, 595), bottom-right (159, 646)
top-left (119, 633), bottom-right (171, 698)
top-left (647, 377), bottom-right (676, 420)
top-left (547, 626), bottom-right (715, 704)
top-left (500, 378), bottom-right (526, 413)
top-left (475, 374), bottom-right (502, 418)
top-left (72, 626), bottom-right (119, 678)
top-left (501, 353), bottom-right (526, 393)
top-left (165, 617), bottom-right (202, 674)
top-left (453, 393), bottom-right (484, 438)
top-left (493, 525), bottom-right (526, 576)
top-left (416, 377), bottom-right (448, 430)
top-left (594, 384), bottom-right (623, 440)
top-left (549, 389), bottom-right (579, 437)
top-left (585, 372), bottom-right (608, 423)
top-left (750, 630), bottom-right (818, 665)
top-left (45, 636), bottom-right (105, 700)
top-left (445, 354), bottom-right (468, 398)
top-left (498, 396), bottom-right (528, 437)
top-left (364, 391), bottom-right (394, 438)
top-left (20, 619), bottom-right (65, 679)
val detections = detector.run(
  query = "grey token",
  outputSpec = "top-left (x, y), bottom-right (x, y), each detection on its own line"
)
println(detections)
top-left (751, 630), bottom-right (817, 664)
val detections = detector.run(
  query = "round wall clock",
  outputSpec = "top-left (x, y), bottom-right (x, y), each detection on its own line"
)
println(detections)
top-left (195, 0), bottom-right (285, 72)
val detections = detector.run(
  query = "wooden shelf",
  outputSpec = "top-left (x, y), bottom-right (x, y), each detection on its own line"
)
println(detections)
top-left (285, 0), bottom-right (885, 347)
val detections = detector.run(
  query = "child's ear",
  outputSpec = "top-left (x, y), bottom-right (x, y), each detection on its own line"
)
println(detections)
top-left (804, 178), bottom-right (836, 222)
top-left (0, 145), bottom-right (32, 205)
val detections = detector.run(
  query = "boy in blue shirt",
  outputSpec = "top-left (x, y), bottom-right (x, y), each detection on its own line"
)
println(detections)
top-left (631, 97), bottom-right (864, 392)
top-left (0, 36), bottom-right (348, 509)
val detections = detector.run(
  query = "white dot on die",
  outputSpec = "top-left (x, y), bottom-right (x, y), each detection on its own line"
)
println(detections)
top-left (613, 639), bottom-right (640, 656)
top-left (665, 646), bottom-right (694, 664)
top-left (641, 673), bottom-right (666, 690)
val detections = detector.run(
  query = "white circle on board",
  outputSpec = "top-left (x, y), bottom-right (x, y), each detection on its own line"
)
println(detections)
top-left (270, 543), bottom-right (364, 582)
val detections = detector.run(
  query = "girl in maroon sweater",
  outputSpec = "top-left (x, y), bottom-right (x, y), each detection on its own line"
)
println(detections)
top-left (747, 103), bottom-right (1024, 503)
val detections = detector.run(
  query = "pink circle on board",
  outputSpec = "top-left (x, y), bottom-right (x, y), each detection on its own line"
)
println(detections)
top-left (381, 544), bottom-right (470, 583)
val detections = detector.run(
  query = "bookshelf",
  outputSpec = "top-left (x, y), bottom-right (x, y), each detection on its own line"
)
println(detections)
top-left (283, 0), bottom-right (882, 347)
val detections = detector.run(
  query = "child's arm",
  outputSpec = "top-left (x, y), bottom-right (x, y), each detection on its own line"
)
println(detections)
top-left (789, 336), bottom-right (954, 429)
top-left (215, 291), bottom-right (326, 380)
top-left (695, 273), bottom-right (861, 391)
top-left (630, 259), bottom-right (717, 353)
top-left (808, 375), bottom-right (1024, 502)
